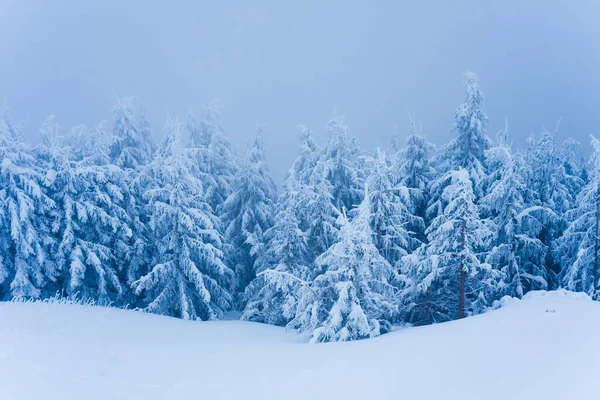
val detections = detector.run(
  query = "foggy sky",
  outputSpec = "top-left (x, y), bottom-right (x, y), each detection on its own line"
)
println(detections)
top-left (1, 0), bottom-right (599, 182)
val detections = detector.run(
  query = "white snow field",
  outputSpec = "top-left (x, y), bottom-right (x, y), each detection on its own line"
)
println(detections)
top-left (0, 290), bottom-right (598, 400)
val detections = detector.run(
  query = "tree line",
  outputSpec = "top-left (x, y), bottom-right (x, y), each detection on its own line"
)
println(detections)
top-left (0, 72), bottom-right (596, 342)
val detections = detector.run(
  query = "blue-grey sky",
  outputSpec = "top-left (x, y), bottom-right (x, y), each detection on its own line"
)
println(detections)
top-left (1, 0), bottom-right (599, 182)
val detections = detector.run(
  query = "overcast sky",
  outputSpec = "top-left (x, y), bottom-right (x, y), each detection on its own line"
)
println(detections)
top-left (1, 0), bottom-right (599, 182)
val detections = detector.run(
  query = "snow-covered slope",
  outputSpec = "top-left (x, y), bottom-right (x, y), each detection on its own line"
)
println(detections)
top-left (1, 290), bottom-right (598, 400)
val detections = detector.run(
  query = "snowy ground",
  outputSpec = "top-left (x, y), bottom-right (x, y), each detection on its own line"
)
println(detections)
top-left (0, 290), bottom-right (598, 400)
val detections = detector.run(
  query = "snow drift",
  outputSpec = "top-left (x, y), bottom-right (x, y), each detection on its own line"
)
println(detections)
top-left (0, 289), bottom-right (598, 400)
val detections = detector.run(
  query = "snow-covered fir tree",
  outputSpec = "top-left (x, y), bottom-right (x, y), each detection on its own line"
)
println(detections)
top-left (394, 117), bottom-right (436, 244)
top-left (2, 69), bottom-right (599, 332)
top-left (289, 191), bottom-right (398, 342)
top-left (522, 128), bottom-right (572, 288)
top-left (186, 100), bottom-right (237, 212)
top-left (322, 113), bottom-right (364, 212)
top-left (109, 97), bottom-right (155, 170)
top-left (108, 98), bottom-right (156, 288)
top-left (441, 72), bottom-right (491, 194)
top-left (290, 126), bottom-right (339, 260)
top-left (291, 125), bottom-right (320, 184)
top-left (0, 109), bottom-right (57, 299)
top-left (402, 169), bottom-right (496, 324)
top-left (365, 149), bottom-right (417, 266)
top-left (38, 120), bottom-right (134, 302)
top-left (555, 135), bottom-right (600, 299)
top-left (482, 126), bottom-right (547, 298)
top-left (242, 127), bottom-right (337, 325)
top-left (222, 127), bottom-right (277, 297)
top-left (242, 174), bottom-right (311, 325)
top-left (133, 118), bottom-right (233, 320)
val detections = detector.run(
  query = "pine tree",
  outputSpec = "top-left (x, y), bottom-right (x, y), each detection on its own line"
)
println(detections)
top-left (394, 118), bottom-right (436, 243)
top-left (242, 175), bottom-right (311, 325)
top-left (556, 136), bottom-right (600, 299)
top-left (133, 118), bottom-right (233, 320)
top-left (0, 109), bottom-right (56, 299)
top-left (482, 126), bottom-right (547, 298)
top-left (242, 128), bottom-right (336, 325)
top-left (322, 113), bottom-right (364, 211)
top-left (40, 121), bottom-right (133, 302)
top-left (522, 128), bottom-right (571, 287)
top-left (291, 125), bottom-right (320, 184)
top-left (441, 72), bottom-right (491, 193)
top-left (109, 97), bottom-right (155, 170)
top-left (366, 149), bottom-right (417, 265)
top-left (289, 191), bottom-right (397, 342)
top-left (109, 98), bottom-right (155, 288)
top-left (222, 127), bottom-right (277, 296)
top-left (292, 127), bottom-right (339, 261)
top-left (402, 169), bottom-right (496, 324)
top-left (186, 99), bottom-right (237, 212)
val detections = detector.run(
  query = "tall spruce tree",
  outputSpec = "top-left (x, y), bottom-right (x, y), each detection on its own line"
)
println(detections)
top-left (322, 113), bottom-right (364, 212)
top-left (394, 118), bottom-right (436, 244)
top-left (441, 72), bottom-right (491, 194)
top-left (366, 149), bottom-right (417, 265)
top-left (109, 98), bottom-right (155, 288)
top-left (402, 169), bottom-right (496, 324)
top-left (522, 129), bottom-right (572, 288)
top-left (556, 136), bottom-right (600, 299)
top-left (186, 100), bottom-right (237, 213)
top-left (289, 191), bottom-right (398, 342)
top-left (39, 121), bottom-right (133, 302)
top-left (222, 127), bottom-right (277, 297)
top-left (133, 118), bottom-right (233, 320)
top-left (242, 174), bottom-right (311, 325)
top-left (0, 109), bottom-right (57, 299)
top-left (482, 126), bottom-right (547, 298)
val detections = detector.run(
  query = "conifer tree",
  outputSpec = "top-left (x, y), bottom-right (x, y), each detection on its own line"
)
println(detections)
top-left (366, 149), bottom-right (417, 265)
top-left (441, 72), bottom-right (491, 194)
top-left (395, 118), bottom-right (436, 243)
top-left (322, 113), bottom-right (364, 211)
top-left (133, 118), bottom-right (233, 320)
top-left (108, 98), bottom-right (156, 288)
top-left (522, 128), bottom-right (572, 287)
top-left (402, 169), bottom-right (495, 324)
top-left (556, 136), bottom-right (600, 299)
top-left (242, 175), bottom-right (310, 325)
top-left (290, 191), bottom-right (397, 342)
top-left (0, 109), bottom-right (56, 299)
top-left (186, 100), bottom-right (237, 212)
top-left (482, 126), bottom-right (547, 298)
top-left (39, 121), bottom-right (134, 302)
top-left (222, 127), bottom-right (277, 296)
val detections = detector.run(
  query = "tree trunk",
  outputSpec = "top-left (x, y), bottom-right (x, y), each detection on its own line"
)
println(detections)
top-left (594, 193), bottom-right (600, 293)
top-left (458, 219), bottom-right (466, 319)
top-left (426, 289), bottom-right (431, 325)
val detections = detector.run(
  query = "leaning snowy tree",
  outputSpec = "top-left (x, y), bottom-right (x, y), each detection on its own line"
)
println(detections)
top-left (402, 169), bottom-right (496, 324)
top-left (556, 135), bottom-right (600, 300)
top-left (133, 118), bottom-right (234, 320)
top-left (289, 189), bottom-right (398, 342)
top-left (0, 108), bottom-right (57, 300)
